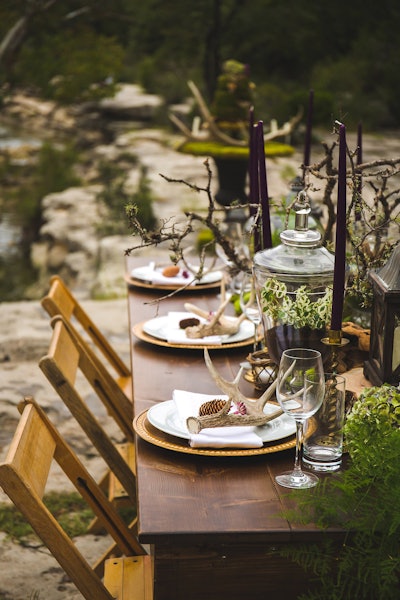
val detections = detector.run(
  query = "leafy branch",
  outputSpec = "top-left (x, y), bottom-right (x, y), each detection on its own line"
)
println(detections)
top-left (125, 127), bottom-right (399, 309)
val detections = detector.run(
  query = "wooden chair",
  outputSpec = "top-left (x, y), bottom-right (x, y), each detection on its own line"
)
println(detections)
top-left (39, 314), bottom-right (136, 535)
top-left (41, 275), bottom-right (132, 401)
top-left (0, 397), bottom-right (153, 600)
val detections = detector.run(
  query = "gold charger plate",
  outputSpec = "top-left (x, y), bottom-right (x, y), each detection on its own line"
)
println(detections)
top-left (124, 273), bottom-right (222, 292)
top-left (133, 409), bottom-right (296, 457)
top-left (132, 320), bottom-right (262, 351)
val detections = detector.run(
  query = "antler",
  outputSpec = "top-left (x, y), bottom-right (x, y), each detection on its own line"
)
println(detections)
top-left (186, 349), bottom-right (281, 433)
top-left (170, 80), bottom-right (303, 147)
top-left (183, 298), bottom-right (246, 338)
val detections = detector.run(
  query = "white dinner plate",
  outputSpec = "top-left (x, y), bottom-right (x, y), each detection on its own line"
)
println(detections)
top-left (142, 314), bottom-right (254, 345)
top-left (147, 400), bottom-right (296, 443)
top-left (131, 265), bottom-right (222, 286)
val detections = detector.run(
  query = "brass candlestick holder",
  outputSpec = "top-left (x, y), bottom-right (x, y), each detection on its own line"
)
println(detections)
top-left (321, 328), bottom-right (350, 373)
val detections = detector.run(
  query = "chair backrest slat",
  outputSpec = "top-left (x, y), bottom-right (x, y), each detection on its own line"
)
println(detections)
top-left (4, 404), bottom-right (55, 500)
top-left (57, 315), bottom-right (133, 440)
top-left (41, 275), bottom-right (130, 377)
top-left (39, 318), bottom-right (136, 502)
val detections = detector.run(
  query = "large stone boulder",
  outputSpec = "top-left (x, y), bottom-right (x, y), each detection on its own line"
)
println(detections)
top-left (30, 185), bottom-right (107, 295)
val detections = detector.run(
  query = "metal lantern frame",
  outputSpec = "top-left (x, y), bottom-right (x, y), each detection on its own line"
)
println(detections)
top-left (364, 258), bottom-right (400, 386)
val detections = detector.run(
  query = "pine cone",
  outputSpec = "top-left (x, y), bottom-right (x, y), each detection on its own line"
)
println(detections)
top-left (198, 399), bottom-right (227, 416)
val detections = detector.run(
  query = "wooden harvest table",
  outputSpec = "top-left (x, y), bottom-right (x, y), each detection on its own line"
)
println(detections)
top-left (126, 258), bottom-right (370, 600)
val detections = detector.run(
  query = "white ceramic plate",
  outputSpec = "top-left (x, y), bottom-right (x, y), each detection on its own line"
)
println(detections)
top-left (147, 400), bottom-right (296, 443)
top-left (131, 265), bottom-right (222, 286)
top-left (142, 314), bottom-right (254, 345)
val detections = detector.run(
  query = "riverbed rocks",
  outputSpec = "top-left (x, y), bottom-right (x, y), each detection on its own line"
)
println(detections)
top-left (30, 185), bottom-right (107, 295)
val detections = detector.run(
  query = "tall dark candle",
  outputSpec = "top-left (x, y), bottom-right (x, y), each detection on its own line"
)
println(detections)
top-left (357, 122), bottom-right (362, 165)
top-left (257, 121), bottom-right (272, 250)
top-left (303, 89), bottom-right (314, 170)
top-left (330, 124), bottom-right (347, 331)
top-left (355, 122), bottom-right (363, 220)
top-left (357, 122), bottom-right (363, 188)
top-left (248, 107), bottom-right (261, 252)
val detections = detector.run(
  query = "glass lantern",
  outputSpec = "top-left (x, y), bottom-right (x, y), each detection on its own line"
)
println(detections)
top-left (364, 244), bottom-right (400, 386)
top-left (253, 191), bottom-right (335, 366)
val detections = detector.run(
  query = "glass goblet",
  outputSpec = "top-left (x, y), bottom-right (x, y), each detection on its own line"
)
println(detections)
top-left (239, 272), bottom-right (262, 354)
top-left (275, 348), bottom-right (325, 489)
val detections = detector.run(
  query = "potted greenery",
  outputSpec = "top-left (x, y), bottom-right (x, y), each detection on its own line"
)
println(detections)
top-left (169, 59), bottom-right (295, 211)
top-left (281, 384), bottom-right (400, 600)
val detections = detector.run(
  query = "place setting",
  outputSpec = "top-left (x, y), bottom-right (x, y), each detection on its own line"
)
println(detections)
top-left (133, 348), bottom-right (296, 456)
top-left (125, 259), bottom-right (223, 291)
top-left (132, 287), bottom-right (263, 350)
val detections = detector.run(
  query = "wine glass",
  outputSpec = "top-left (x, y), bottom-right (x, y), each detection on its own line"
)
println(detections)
top-left (239, 272), bottom-right (262, 354)
top-left (275, 348), bottom-right (325, 489)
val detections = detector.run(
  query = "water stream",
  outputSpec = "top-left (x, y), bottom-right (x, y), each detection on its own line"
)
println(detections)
top-left (0, 127), bottom-right (42, 301)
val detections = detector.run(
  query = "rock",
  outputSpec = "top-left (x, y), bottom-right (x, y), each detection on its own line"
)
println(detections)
top-left (31, 186), bottom-right (108, 295)
top-left (99, 83), bottom-right (163, 120)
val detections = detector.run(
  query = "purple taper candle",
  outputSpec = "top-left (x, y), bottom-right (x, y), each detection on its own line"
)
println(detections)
top-left (357, 122), bottom-right (362, 166)
top-left (257, 121), bottom-right (272, 250)
top-left (355, 122), bottom-right (363, 220)
top-left (330, 123), bottom-right (347, 332)
top-left (248, 107), bottom-right (261, 252)
top-left (357, 122), bottom-right (363, 186)
top-left (303, 89), bottom-right (314, 171)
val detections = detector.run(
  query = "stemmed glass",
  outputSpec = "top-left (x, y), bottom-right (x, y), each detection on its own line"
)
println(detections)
top-left (239, 272), bottom-right (262, 354)
top-left (275, 348), bottom-right (325, 489)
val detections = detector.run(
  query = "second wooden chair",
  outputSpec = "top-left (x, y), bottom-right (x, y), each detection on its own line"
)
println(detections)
top-left (41, 274), bottom-right (132, 401)
top-left (39, 314), bottom-right (136, 540)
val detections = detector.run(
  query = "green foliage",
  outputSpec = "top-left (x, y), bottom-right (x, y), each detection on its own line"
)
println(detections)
top-left (22, 28), bottom-right (123, 103)
top-left (13, 141), bottom-right (81, 225)
top-left (210, 59), bottom-right (255, 122)
top-left (260, 280), bottom-right (333, 330)
top-left (0, 492), bottom-right (94, 541)
top-left (196, 228), bottom-right (215, 254)
top-left (98, 160), bottom-right (156, 235)
top-left (128, 165), bottom-right (157, 232)
top-left (1, 1), bottom-right (400, 127)
top-left (281, 384), bottom-right (400, 600)
top-left (134, 55), bottom-right (196, 104)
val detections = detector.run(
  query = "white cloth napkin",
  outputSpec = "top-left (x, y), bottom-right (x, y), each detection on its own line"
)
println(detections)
top-left (166, 312), bottom-right (222, 345)
top-left (172, 389), bottom-right (264, 448)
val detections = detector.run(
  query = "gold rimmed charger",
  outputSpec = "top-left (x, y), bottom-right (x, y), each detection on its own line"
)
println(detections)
top-left (133, 409), bottom-right (296, 457)
top-left (132, 320), bottom-right (262, 351)
top-left (124, 273), bottom-right (222, 292)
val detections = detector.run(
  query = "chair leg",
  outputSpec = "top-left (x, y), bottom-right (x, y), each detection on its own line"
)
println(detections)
top-left (87, 470), bottom-right (110, 534)
top-left (88, 443), bottom-right (135, 535)
top-left (104, 555), bottom-right (154, 600)
top-left (92, 517), bottom-right (138, 577)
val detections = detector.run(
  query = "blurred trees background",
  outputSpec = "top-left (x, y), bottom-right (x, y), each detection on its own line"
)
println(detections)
top-left (1, 0), bottom-right (400, 130)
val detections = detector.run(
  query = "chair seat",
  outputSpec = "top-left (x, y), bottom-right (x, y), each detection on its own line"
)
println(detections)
top-left (104, 556), bottom-right (154, 600)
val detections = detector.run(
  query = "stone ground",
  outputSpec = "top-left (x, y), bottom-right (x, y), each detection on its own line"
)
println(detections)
top-left (0, 127), bottom-right (399, 599)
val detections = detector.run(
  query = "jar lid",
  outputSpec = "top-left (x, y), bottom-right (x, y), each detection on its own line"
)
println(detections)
top-left (253, 190), bottom-right (335, 276)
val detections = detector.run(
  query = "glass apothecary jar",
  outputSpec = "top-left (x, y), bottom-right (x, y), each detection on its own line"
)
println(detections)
top-left (253, 192), bottom-right (335, 365)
